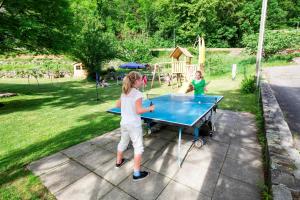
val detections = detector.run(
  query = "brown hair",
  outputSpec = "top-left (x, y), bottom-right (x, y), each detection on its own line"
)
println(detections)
top-left (122, 71), bottom-right (142, 94)
top-left (195, 71), bottom-right (204, 79)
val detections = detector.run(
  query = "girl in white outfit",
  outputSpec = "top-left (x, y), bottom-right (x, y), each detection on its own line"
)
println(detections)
top-left (115, 71), bottom-right (155, 181)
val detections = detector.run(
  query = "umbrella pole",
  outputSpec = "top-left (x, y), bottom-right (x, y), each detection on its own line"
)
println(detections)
top-left (96, 72), bottom-right (100, 101)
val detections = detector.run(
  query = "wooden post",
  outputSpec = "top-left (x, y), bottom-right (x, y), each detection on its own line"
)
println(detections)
top-left (199, 37), bottom-right (205, 73)
top-left (151, 64), bottom-right (162, 88)
top-left (158, 65), bottom-right (161, 85)
top-left (151, 64), bottom-right (157, 88)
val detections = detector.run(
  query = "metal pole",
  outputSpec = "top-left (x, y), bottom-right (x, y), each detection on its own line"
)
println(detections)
top-left (256, 0), bottom-right (268, 87)
top-left (96, 72), bottom-right (100, 101)
top-left (177, 127), bottom-right (182, 167)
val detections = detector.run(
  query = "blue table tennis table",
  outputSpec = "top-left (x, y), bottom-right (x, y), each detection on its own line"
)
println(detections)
top-left (107, 94), bottom-right (223, 166)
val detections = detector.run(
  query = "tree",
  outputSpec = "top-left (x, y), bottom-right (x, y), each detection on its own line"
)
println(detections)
top-left (71, 24), bottom-right (118, 74)
top-left (69, 0), bottom-right (119, 75)
top-left (0, 0), bottom-right (73, 54)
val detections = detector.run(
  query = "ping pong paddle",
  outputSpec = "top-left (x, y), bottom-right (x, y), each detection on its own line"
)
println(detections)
top-left (150, 101), bottom-right (153, 112)
top-left (185, 84), bottom-right (194, 93)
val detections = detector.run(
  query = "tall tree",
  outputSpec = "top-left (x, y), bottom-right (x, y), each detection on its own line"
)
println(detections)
top-left (0, 0), bottom-right (73, 54)
top-left (69, 0), bottom-right (118, 74)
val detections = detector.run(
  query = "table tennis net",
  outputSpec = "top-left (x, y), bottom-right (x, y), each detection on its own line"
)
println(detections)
top-left (146, 94), bottom-right (219, 104)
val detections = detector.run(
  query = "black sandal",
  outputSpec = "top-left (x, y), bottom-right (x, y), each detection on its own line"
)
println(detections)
top-left (115, 158), bottom-right (126, 168)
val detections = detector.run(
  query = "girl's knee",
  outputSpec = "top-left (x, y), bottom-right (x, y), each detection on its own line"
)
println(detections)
top-left (117, 140), bottom-right (129, 152)
top-left (134, 146), bottom-right (144, 155)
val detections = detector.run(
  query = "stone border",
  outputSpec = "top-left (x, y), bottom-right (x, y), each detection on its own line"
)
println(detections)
top-left (260, 80), bottom-right (300, 200)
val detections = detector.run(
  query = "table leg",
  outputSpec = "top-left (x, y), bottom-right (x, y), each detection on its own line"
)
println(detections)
top-left (194, 127), bottom-right (199, 141)
top-left (177, 127), bottom-right (182, 167)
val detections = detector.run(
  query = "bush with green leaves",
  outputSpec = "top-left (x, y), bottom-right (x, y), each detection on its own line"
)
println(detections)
top-left (120, 35), bottom-right (153, 63)
top-left (204, 52), bottom-right (247, 76)
top-left (241, 76), bottom-right (256, 94)
top-left (242, 29), bottom-right (300, 58)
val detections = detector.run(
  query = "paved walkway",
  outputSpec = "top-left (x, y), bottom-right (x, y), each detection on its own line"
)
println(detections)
top-left (28, 110), bottom-right (263, 200)
top-left (264, 65), bottom-right (300, 149)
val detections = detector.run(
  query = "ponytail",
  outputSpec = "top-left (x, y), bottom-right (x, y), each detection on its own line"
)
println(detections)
top-left (122, 76), bottom-right (131, 94)
top-left (122, 71), bottom-right (142, 94)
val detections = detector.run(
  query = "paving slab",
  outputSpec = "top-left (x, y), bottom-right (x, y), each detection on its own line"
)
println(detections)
top-left (102, 141), bottom-right (120, 153)
top-left (227, 145), bottom-right (262, 162)
top-left (27, 152), bottom-right (69, 176)
top-left (213, 175), bottom-right (261, 200)
top-left (89, 134), bottom-right (120, 147)
top-left (221, 156), bottom-right (264, 186)
top-left (144, 137), bottom-right (170, 151)
top-left (101, 188), bottom-right (135, 200)
top-left (74, 147), bottom-right (115, 170)
top-left (119, 168), bottom-right (171, 200)
top-left (157, 180), bottom-right (210, 200)
top-left (211, 132), bottom-right (232, 144)
top-left (142, 148), bottom-right (159, 164)
top-left (94, 157), bottom-right (134, 185)
top-left (160, 141), bottom-right (193, 159)
top-left (144, 152), bottom-right (179, 178)
top-left (39, 160), bottom-right (90, 194)
top-left (192, 139), bottom-right (229, 160)
top-left (56, 173), bottom-right (113, 200)
top-left (184, 146), bottom-right (226, 173)
top-left (174, 163), bottom-right (220, 197)
top-left (62, 141), bottom-right (98, 158)
top-left (230, 136), bottom-right (262, 152)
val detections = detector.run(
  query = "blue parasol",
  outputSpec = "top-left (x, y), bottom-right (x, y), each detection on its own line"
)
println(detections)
top-left (119, 62), bottom-right (145, 69)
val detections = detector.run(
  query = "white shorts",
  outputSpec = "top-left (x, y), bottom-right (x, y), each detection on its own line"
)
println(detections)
top-left (118, 124), bottom-right (144, 155)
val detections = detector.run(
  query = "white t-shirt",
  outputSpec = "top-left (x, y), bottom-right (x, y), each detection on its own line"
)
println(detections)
top-left (120, 88), bottom-right (143, 127)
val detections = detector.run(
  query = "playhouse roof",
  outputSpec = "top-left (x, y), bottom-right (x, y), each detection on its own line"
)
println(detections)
top-left (169, 46), bottom-right (193, 59)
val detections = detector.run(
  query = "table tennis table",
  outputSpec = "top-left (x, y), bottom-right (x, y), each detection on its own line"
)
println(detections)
top-left (107, 94), bottom-right (223, 166)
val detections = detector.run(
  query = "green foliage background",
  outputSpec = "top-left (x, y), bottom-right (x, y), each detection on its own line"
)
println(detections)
top-left (242, 29), bottom-right (300, 58)
top-left (1, 0), bottom-right (299, 71)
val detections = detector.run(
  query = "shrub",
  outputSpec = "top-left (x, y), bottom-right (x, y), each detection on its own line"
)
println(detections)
top-left (241, 76), bottom-right (256, 94)
top-left (242, 29), bottom-right (300, 58)
top-left (120, 36), bottom-right (153, 63)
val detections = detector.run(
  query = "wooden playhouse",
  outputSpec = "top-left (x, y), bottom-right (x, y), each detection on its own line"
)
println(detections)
top-left (170, 46), bottom-right (200, 86)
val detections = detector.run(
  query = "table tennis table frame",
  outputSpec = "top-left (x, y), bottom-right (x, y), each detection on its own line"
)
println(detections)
top-left (144, 103), bottom-right (218, 167)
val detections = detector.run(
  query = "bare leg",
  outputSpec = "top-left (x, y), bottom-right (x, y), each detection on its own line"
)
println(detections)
top-left (133, 154), bottom-right (142, 171)
top-left (117, 151), bottom-right (123, 164)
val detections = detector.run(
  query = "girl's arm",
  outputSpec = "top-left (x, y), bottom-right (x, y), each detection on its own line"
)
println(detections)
top-left (135, 98), bottom-right (154, 114)
top-left (116, 99), bottom-right (121, 108)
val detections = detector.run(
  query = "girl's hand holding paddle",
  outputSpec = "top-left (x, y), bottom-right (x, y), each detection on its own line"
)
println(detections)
top-left (149, 102), bottom-right (155, 112)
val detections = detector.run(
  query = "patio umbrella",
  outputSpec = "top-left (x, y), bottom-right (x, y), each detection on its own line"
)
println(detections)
top-left (119, 62), bottom-right (145, 69)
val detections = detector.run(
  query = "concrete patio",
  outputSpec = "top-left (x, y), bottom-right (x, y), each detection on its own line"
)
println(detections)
top-left (28, 110), bottom-right (264, 200)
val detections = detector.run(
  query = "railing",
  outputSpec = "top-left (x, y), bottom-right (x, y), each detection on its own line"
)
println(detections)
top-left (185, 64), bottom-right (199, 80)
top-left (171, 61), bottom-right (186, 74)
top-left (171, 62), bottom-right (200, 80)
